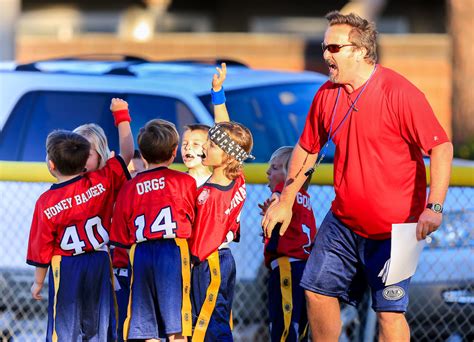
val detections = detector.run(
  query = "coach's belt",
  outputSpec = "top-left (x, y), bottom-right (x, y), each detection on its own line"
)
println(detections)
top-left (270, 257), bottom-right (303, 271)
top-left (113, 268), bottom-right (128, 277)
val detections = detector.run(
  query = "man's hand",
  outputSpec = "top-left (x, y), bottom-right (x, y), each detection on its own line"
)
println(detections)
top-left (212, 63), bottom-right (227, 92)
top-left (31, 281), bottom-right (44, 300)
top-left (261, 199), bottom-right (293, 238)
top-left (110, 98), bottom-right (129, 112)
top-left (416, 208), bottom-right (442, 240)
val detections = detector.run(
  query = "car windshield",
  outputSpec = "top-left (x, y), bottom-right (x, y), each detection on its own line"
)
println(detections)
top-left (199, 82), bottom-right (335, 163)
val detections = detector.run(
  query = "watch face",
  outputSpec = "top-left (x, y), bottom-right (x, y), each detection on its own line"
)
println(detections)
top-left (433, 203), bottom-right (442, 213)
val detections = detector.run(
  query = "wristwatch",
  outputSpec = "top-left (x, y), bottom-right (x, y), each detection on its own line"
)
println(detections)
top-left (426, 203), bottom-right (443, 213)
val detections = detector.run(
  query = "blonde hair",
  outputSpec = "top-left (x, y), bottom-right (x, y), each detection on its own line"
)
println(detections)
top-left (73, 123), bottom-right (111, 169)
top-left (218, 122), bottom-right (254, 180)
top-left (270, 145), bottom-right (312, 190)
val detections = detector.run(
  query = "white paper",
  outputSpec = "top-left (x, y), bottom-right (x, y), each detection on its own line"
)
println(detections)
top-left (384, 223), bottom-right (427, 286)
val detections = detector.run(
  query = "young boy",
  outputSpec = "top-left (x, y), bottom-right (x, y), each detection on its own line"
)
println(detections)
top-left (181, 124), bottom-right (212, 186)
top-left (189, 120), bottom-right (254, 341)
top-left (260, 146), bottom-right (317, 342)
top-left (26, 107), bottom-right (133, 341)
top-left (110, 119), bottom-right (197, 341)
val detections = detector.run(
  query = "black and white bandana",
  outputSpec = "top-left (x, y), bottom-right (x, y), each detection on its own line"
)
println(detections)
top-left (208, 124), bottom-right (254, 163)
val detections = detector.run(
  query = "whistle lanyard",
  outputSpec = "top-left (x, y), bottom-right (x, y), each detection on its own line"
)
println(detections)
top-left (307, 65), bottom-right (378, 173)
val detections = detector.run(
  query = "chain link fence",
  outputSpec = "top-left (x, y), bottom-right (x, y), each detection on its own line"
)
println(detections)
top-left (0, 180), bottom-right (472, 341)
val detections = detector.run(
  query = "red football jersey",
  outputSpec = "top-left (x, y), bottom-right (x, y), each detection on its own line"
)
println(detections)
top-left (26, 156), bottom-right (130, 267)
top-left (110, 167), bottom-right (197, 247)
top-left (189, 175), bottom-right (246, 262)
top-left (264, 182), bottom-right (317, 267)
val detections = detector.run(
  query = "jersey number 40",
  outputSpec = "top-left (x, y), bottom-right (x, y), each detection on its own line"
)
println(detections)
top-left (60, 216), bottom-right (109, 255)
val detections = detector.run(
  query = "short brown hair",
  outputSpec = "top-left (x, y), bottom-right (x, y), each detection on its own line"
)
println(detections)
top-left (138, 119), bottom-right (179, 164)
top-left (46, 130), bottom-right (90, 176)
top-left (218, 122), bottom-right (254, 180)
top-left (325, 11), bottom-right (378, 64)
top-left (183, 123), bottom-right (211, 133)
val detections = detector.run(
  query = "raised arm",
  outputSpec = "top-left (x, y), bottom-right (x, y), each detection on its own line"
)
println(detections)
top-left (212, 63), bottom-right (230, 123)
top-left (110, 98), bottom-right (134, 165)
top-left (416, 141), bottom-right (453, 240)
top-left (262, 143), bottom-right (318, 237)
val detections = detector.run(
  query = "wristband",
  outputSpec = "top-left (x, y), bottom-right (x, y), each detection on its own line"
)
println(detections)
top-left (112, 109), bottom-right (131, 127)
top-left (211, 87), bottom-right (226, 105)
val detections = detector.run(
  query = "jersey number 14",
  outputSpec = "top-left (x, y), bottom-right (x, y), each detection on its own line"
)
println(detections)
top-left (134, 206), bottom-right (177, 242)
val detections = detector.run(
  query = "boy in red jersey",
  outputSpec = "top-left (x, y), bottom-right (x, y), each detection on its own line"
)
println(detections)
top-left (110, 119), bottom-right (197, 341)
top-left (26, 106), bottom-right (133, 341)
top-left (260, 146), bottom-right (317, 342)
top-left (189, 120), bottom-right (254, 341)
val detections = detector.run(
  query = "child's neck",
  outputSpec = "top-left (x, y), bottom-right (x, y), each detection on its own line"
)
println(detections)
top-left (208, 166), bottom-right (232, 186)
top-left (148, 161), bottom-right (171, 169)
top-left (188, 165), bottom-right (212, 180)
top-left (56, 174), bottom-right (80, 183)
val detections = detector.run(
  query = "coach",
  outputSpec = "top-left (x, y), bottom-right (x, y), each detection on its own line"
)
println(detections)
top-left (262, 10), bottom-right (453, 342)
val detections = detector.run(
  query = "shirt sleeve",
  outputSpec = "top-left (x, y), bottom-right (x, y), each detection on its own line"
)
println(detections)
top-left (26, 200), bottom-right (55, 267)
top-left (99, 156), bottom-right (132, 193)
top-left (392, 82), bottom-right (450, 154)
top-left (298, 87), bottom-right (329, 154)
top-left (110, 186), bottom-right (132, 248)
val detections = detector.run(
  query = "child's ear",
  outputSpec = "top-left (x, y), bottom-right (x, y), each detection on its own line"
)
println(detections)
top-left (47, 159), bottom-right (56, 171)
top-left (47, 159), bottom-right (58, 177)
top-left (172, 146), bottom-right (178, 158)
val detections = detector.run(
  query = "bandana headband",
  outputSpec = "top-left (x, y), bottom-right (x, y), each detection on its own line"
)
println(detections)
top-left (208, 124), bottom-right (255, 163)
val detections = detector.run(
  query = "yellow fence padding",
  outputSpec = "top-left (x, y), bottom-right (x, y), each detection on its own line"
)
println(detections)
top-left (0, 161), bottom-right (472, 186)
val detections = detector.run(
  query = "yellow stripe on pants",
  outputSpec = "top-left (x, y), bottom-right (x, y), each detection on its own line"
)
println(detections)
top-left (107, 249), bottom-right (119, 339)
top-left (51, 255), bottom-right (62, 342)
top-left (278, 257), bottom-right (292, 342)
top-left (175, 238), bottom-right (192, 337)
top-left (123, 244), bottom-right (136, 341)
top-left (192, 251), bottom-right (221, 342)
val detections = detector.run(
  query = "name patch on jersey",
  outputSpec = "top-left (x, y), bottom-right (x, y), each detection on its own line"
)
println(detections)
top-left (136, 177), bottom-right (165, 195)
top-left (44, 183), bottom-right (106, 219)
top-left (224, 184), bottom-right (246, 215)
top-left (296, 193), bottom-right (312, 211)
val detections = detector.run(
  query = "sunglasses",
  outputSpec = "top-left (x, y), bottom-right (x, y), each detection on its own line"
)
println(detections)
top-left (321, 43), bottom-right (356, 53)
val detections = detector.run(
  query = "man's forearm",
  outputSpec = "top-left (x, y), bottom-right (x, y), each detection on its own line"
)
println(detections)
top-left (427, 142), bottom-right (453, 204)
top-left (280, 142), bottom-right (318, 204)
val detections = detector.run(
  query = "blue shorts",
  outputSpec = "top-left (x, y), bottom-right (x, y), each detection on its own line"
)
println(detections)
top-left (300, 211), bottom-right (410, 312)
top-left (268, 258), bottom-right (309, 342)
top-left (124, 239), bottom-right (192, 340)
top-left (191, 248), bottom-right (236, 342)
top-left (46, 251), bottom-right (116, 342)
top-left (113, 268), bottom-right (130, 342)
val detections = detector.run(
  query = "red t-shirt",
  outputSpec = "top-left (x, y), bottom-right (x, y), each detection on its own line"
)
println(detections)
top-left (299, 65), bottom-right (449, 239)
top-left (264, 182), bottom-right (317, 267)
top-left (189, 175), bottom-right (246, 262)
top-left (110, 167), bottom-right (197, 247)
top-left (27, 156), bottom-right (130, 267)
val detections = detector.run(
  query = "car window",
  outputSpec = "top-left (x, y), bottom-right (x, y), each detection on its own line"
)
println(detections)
top-left (0, 91), bottom-right (197, 161)
top-left (199, 82), bottom-right (335, 163)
